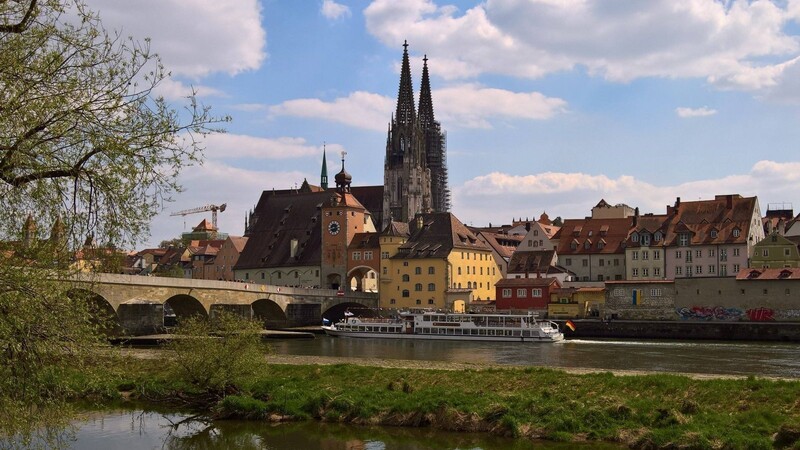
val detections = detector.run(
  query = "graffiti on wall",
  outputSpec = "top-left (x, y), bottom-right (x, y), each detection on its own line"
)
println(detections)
top-left (676, 306), bottom-right (744, 321)
top-left (777, 309), bottom-right (800, 320)
top-left (746, 307), bottom-right (775, 322)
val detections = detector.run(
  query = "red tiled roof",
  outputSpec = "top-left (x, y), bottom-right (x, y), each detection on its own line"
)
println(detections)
top-left (736, 268), bottom-right (800, 280)
top-left (555, 217), bottom-right (633, 255)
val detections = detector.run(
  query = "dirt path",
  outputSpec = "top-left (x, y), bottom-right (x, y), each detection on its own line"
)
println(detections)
top-left (122, 348), bottom-right (759, 380)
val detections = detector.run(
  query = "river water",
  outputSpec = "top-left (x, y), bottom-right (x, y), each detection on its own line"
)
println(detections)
top-left (271, 335), bottom-right (800, 378)
top-left (19, 409), bottom-right (622, 449)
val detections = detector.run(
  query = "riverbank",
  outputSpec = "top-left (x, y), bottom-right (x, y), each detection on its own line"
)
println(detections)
top-left (82, 350), bottom-right (800, 449)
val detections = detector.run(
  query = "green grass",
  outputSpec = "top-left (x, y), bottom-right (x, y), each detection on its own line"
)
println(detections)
top-left (21, 356), bottom-right (800, 448)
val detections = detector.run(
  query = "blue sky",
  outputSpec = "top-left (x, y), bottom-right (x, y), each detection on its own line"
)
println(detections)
top-left (85, 0), bottom-right (800, 248)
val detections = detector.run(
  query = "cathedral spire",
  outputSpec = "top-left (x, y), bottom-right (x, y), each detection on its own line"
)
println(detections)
top-left (320, 143), bottom-right (329, 190)
top-left (418, 54), bottom-right (434, 130)
top-left (395, 40), bottom-right (416, 126)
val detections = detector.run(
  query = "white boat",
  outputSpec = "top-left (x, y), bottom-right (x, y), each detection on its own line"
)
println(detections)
top-left (321, 311), bottom-right (564, 342)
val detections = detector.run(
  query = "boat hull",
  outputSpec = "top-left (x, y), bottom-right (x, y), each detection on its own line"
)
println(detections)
top-left (321, 326), bottom-right (563, 342)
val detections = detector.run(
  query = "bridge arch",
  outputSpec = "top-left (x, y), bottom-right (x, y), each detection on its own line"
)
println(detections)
top-left (252, 298), bottom-right (288, 328)
top-left (66, 288), bottom-right (122, 336)
top-left (347, 266), bottom-right (378, 293)
top-left (165, 294), bottom-right (207, 324)
top-left (322, 301), bottom-right (376, 323)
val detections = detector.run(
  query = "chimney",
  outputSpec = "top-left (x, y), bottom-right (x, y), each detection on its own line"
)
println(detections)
top-left (675, 197), bottom-right (681, 210)
top-left (633, 207), bottom-right (639, 227)
top-left (525, 222), bottom-right (531, 232)
top-left (726, 195), bottom-right (733, 209)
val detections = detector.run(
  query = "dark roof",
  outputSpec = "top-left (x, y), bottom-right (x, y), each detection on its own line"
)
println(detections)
top-left (507, 250), bottom-right (556, 274)
top-left (235, 190), bottom-right (330, 270)
top-left (350, 185), bottom-right (384, 229)
top-left (470, 228), bottom-right (523, 259)
top-left (555, 217), bottom-right (633, 255)
top-left (382, 221), bottom-right (410, 237)
top-left (348, 232), bottom-right (381, 250)
top-left (393, 212), bottom-right (489, 259)
top-left (496, 277), bottom-right (561, 288)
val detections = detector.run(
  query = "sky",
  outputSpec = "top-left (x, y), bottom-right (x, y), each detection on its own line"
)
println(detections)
top-left (83, 0), bottom-right (800, 248)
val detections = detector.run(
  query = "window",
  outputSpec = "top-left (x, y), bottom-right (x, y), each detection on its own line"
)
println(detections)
top-left (528, 240), bottom-right (532, 246)
top-left (390, 299), bottom-right (396, 305)
top-left (614, 259), bottom-right (620, 266)
top-left (710, 230), bottom-right (718, 238)
top-left (632, 233), bottom-right (639, 242)
top-left (428, 283), bottom-right (435, 291)
top-left (632, 251), bottom-right (639, 260)
top-left (785, 249), bottom-right (791, 257)
top-left (762, 249), bottom-right (769, 257)
top-left (533, 230), bottom-right (539, 236)
top-left (708, 249), bottom-right (715, 257)
top-left (403, 262), bottom-right (409, 266)
top-left (402, 290), bottom-right (410, 297)
top-left (570, 242), bottom-right (577, 250)
top-left (458, 267), bottom-right (462, 275)
top-left (654, 250), bottom-right (661, 260)
top-left (632, 268), bottom-right (639, 277)
top-left (643, 251), bottom-right (649, 260)
top-left (733, 229), bottom-right (740, 238)
top-left (642, 234), bottom-right (651, 246)
top-left (532, 288), bottom-right (542, 297)
top-left (654, 267), bottom-right (661, 277)
top-left (599, 259), bottom-right (605, 267)
top-left (565, 258), bottom-right (572, 266)
top-left (402, 274), bottom-right (410, 282)
top-left (613, 288), bottom-right (624, 296)
top-left (533, 241), bottom-right (539, 248)
top-left (709, 265), bottom-right (716, 274)
top-left (352, 252), bottom-right (361, 260)
top-left (720, 265), bottom-right (727, 276)
top-left (415, 299), bottom-right (421, 305)
top-left (686, 252), bottom-right (692, 263)
top-left (786, 288), bottom-right (791, 295)
top-left (415, 267), bottom-right (421, 275)
top-left (428, 266), bottom-right (435, 274)
top-left (650, 288), bottom-right (662, 297)
top-left (733, 264), bottom-right (740, 272)
top-left (364, 251), bottom-right (373, 260)
top-left (654, 232), bottom-right (662, 242)
top-left (676, 266), bottom-right (682, 275)
top-left (517, 288), bottom-right (527, 297)
top-left (686, 266), bottom-right (693, 277)
top-left (695, 266), bottom-right (702, 274)
top-left (679, 234), bottom-right (689, 246)
top-left (502, 289), bottom-right (512, 298)
top-left (676, 251), bottom-right (682, 259)
top-left (582, 259), bottom-right (588, 267)
top-left (733, 248), bottom-right (740, 257)
top-left (642, 268), bottom-right (649, 277)
top-left (696, 250), bottom-right (702, 258)
top-left (415, 283), bottom-right (422, 291)
top-left (428, 299), bottom-right (434, 305)
top-left (381, 251), bottom-right (389, 259)
top-left (382, 267), bottom-right (387, 275)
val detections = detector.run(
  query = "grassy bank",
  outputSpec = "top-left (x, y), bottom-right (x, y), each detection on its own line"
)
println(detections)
top-left (66, 356), bottom-right (800, 450)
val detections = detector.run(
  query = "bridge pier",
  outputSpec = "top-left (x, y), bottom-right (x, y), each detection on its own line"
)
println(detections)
top-left (117, 301), bottom-right (163, 335)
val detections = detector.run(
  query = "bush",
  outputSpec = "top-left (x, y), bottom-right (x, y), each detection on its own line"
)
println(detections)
top-left (167, 312), bottom-right (268, 398)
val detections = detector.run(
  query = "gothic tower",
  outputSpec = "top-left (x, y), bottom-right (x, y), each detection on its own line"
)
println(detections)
top-left (320, 145), bottom-right (329, 190)
top-left (382, 41), bottom-right (433, 228)
top-left (418, 55), bottom-right (450, 213)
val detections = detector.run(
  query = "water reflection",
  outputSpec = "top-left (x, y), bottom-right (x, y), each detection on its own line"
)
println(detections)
top-left (271, 336), bottom-right (800, 378)
top-left (59, 410), bottom-right (622, 450)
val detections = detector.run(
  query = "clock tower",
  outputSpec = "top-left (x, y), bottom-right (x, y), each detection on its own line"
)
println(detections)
top-left (320, 152), bottom-right (370, 290)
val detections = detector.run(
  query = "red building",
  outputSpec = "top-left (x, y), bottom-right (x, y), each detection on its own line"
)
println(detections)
top-left (495, 277), bottom-right (561, 311)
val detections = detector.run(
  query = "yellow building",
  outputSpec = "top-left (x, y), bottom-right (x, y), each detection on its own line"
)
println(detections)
top-left (548, 286), bottom-right (606, 318)
top-left (380, 213), bottom-right (500, 312)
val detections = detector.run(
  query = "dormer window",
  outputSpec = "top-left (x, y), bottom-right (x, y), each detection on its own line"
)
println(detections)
top-left (733, 228), bottom-right (741, 238)
top-left (710, 229), bottom-right (718, 238)
top-left (679, 233), bottom-right (689, 246)
top-left (642, 234), bottom-right (651, 246)
top-left (654, 232), bottom-right (661, 242)
top-left (632, 233), bottom-right (639, 243)
top-left (570, 240), bottom-right (578, 250)
top-left (584, 240), bottom-right (591, 250)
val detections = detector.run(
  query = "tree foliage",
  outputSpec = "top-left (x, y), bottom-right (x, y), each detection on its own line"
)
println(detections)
top-left (0, 0), bottom-right (227, 435)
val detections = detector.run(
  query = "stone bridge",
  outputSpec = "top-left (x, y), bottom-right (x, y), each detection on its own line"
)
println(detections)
top-left (67, 273), bottom-right (379, 335)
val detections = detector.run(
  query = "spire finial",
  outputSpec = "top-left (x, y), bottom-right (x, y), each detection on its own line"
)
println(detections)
top-left (403, 40), bottom-right (408, 51)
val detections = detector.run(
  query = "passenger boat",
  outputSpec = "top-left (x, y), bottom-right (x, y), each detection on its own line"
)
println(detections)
top-left (321, 311), bottom-right (564, 342)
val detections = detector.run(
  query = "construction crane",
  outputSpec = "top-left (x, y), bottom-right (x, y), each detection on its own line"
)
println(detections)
top-left (170, 203), bottom-right (227, 229)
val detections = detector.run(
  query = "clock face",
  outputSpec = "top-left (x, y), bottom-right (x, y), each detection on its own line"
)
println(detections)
top-left (328, 220), bottom-right (341, 235)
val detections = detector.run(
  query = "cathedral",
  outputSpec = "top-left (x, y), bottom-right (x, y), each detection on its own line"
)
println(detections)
top-left (382, 41), bottom-right (449, 228)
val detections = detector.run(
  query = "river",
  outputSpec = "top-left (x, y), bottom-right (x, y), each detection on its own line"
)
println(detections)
top-left (270, 335), bottom-right (800, 378)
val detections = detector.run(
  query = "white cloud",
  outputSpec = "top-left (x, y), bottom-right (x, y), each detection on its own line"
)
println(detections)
top-left (675, 106), bottom-right (718, 118)
top-left (450, 160), bottom-right (800, 227)
top-left (155, 78), bottom-right (226, 101)
top-left (321, 0), bottom-right (351, 20)
top-left (269, 85), bottom-right (566, 130)
top-left (86, 0), bottom-right (266, 78)
top-left (269, 92), bottom-right (395, 131)
top-left (364, 0), bottom-right (800, 93)
top-left (199, 134), bottom-right (340, 160)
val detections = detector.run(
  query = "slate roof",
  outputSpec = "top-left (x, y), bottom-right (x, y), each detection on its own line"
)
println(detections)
top-left (495, 277), bottom-right (561, 288)
top-left (392, 212), bottom-right (489, 259)
top-left (507, 250), bottom-right (557, 274)
top-left (663, 195), bottom-right (757, 246)
top-left (235, 190), bottom-right (329, 270)
top-left (348, 232), bottom-right (381, 250)
top-left (554, 217), bottom-right (633, 255)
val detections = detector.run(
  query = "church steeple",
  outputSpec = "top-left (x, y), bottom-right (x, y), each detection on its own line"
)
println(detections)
top-left (418, 54), bottom-right (434, 131)
top-left (395, 40), bottom-right (416, 126)
top-left (320, 144), bottom-right (329, 190)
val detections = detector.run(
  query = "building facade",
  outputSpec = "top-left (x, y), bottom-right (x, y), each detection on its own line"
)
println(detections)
top-left (750, 232), bottom-right (800, 269)
top-left (496, 277), bottom-right (561, 311)
top-left (554, 217), bottom-right (632, 282)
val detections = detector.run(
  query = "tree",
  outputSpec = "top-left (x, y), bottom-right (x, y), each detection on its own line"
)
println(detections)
top-left (0, 0), bottom-right (227, 436)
